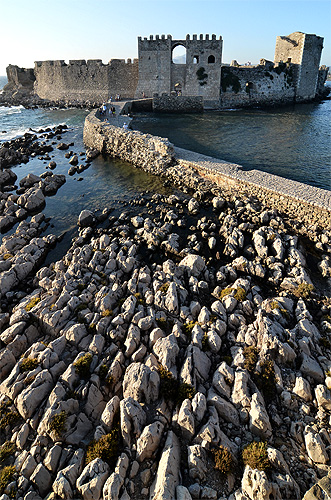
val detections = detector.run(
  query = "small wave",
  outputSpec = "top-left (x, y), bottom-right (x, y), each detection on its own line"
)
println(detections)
top-left (0, 105), bottom-right (24, 116)
top-left (0, 126), bottom-right (35, 141)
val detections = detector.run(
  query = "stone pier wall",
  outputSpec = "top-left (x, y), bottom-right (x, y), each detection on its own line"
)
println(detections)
top-left (83, 109), bottom-right (331, 229)
top-left (83, 110), bottom-right (175, 175)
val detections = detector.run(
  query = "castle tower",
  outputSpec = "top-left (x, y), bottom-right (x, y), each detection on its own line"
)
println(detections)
top-left (135, 34), bottom-right (223, 107)
top-left (274, 32), bottom-right (324, 101)
top-left (135, 35), bottom-right (172, 98)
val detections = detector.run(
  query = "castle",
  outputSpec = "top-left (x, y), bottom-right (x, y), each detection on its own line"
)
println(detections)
top-left (4, 31), bottom-right (329, 110)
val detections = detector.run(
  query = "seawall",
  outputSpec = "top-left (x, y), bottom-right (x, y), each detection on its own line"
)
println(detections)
top-left (83, 106), bottom-right (331, 229)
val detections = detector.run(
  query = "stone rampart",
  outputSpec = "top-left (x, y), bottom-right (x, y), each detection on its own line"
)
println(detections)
top-left (220, 62), bottom-right (296, 108)
top-left (83, 108), bottom-right (331, 229)
top-left (4, 65), bottom-right (35, 92)
top-left (83, 110), bottom-right (175, 175)
top-left (34, 58), bottom-right (139, 104)
top-left (152, 95), bottom-right (203, 112)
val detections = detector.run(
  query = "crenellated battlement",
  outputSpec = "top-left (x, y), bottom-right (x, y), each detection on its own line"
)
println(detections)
top-left (34, 58), bottom-right (138, 70)
top-left (7, 31), bottom-right (327, 108)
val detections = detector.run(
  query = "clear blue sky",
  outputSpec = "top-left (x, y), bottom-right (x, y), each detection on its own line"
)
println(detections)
top-left (0, 0), bottom-right (330, 76)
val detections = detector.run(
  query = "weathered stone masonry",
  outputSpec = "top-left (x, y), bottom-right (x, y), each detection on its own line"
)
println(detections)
top-left (5, 31), bottom-right (329, 109)
top-left (33, 58), bottom-right (139, 102)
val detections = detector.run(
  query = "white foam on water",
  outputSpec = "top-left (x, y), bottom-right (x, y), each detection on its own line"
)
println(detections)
top-left (0, 105), bottom-right (24, 116)
top-left (0, 127), bottom-right (35, 141)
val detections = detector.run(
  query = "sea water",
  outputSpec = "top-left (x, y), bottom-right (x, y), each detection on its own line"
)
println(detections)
top-left (132, 83), bottom-right (331, 192)
top-left (0, 76), bottom-right (330, 257)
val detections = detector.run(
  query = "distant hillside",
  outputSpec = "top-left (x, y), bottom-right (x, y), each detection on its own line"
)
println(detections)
top-left (173, 54), bottom-right (186, 64)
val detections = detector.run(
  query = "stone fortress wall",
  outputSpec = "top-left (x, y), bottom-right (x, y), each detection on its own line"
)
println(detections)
top-left (5, 31), bottom-right (329, 109)
top-left (274, 32), bottom-right (324, 101)
top-left (33, 58), bottom-right (139, 103)
top-left (219, 59), bottom-right (297, 108)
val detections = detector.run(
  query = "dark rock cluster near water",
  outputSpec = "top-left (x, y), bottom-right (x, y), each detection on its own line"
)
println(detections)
top-left (0, 119), bottom-right (331, 500)
top-left (0, 89), bottom-right (101, 111)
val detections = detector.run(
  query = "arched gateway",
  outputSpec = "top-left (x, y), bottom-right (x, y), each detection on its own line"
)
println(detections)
top-left (135, 34), bottom-right (223, 108)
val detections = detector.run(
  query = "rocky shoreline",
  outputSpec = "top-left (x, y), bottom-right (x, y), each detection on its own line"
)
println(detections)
top-left (0, 106), bottom-right (331, 500)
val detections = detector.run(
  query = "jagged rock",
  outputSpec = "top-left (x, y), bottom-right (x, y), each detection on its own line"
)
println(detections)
top-left (300, 353), bottom-right (324, 383)
top-left (101, 395), bottom-right (120, 430)
top-left (76, 458), bottom-right (110, 500)
top-left (136, 421), bottom-right (165, 462)
top-left (188, 444), bottom-right (208, 481)
top-left (153, 333), bottom-right (179, 373)
top-left (85, 383), bottom-right (105, 422)
top-left (164, 282), bottom-right (179, 313)
top-left (122, 362), bottom-right (159, 403)
top-left (212, 362), bottom-right (234, 399)
top-left (16, 369), bottom-right (53, 419)
top-left (103, 453), bottom-right (129, 500)
top-left (64, 323), bottom-right (88, 345)
top-left (44, 445), bottom-right (62, 474)
top-left (176, 485), bottom-right (193, 500)
top-left (181, 345), bottom-right (211, 388)
top-left (315, 384), bottom-right (331, 410)
top-left (177, 399), bottom-right (195, 440)
top-left (0, 348), bottom-right (16, 380)
top-left (208, 389), bottom-right (240, 426)
top-left (17, 186), bottom-right (45, 211)
top-left (30, 463), bottom-right (52, 497)
top-left (65, 412), bottom-right (93, 445)
top-left (120, 397), bottom-right (146, 448)
top-left (53, 448), bottom-right (85, 498)
top-left (150, 431), bottom-right (181, 500)
top-left (78, 210), bottom-right (96, 227)
top-left (304, 425), bottom-right (329, 464)
top-left (292, 376), bottom-right (312, 401)
top-left (178, 254), bottom-right (205, 277)
top-left (241, 465), bottom-right (276, 500)
top-left (191, 392), bottom-right (207, 424)
top-left (249, 392), bottom-right (272, 439)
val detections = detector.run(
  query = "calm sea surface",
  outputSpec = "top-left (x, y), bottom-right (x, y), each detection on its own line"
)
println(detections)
top-left (132, 83), bottom-right (331, 191)
top-left (0, 75), bottom-right (330, 256)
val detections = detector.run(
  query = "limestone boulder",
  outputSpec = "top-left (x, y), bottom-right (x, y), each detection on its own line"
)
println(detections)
top-left (100, 395), bottom-right (120, 430)
top-left (122, 362), bottom-right (159, 403)
top-left (120, 397), bottom-right (146, 448)
top-left (103, 453), bottom-right (129, 500)
top-left (241, 466), bottom-right (274, 500)
top-left (315, 384), bottom-right (331, 410)
top-left (177, 399), bottom-right (195, 440)
top-left (304, 425), bottom-right (329, 464)
top-left (249, 392), bottom-right (272, 439)
top-left (17, 187), bottom-right (45, 212)
top-left (0, 348), bottom-right (16, 380)
top-left (300, 353), bottom-right (324, 383)
top-left (178, 254), bottom-right (206, 277)
top-left (16, 369), bottom-right (53, 419)
top-left (153, 333), bottom-right (179, 373)
top-left (136, 421), bottom-right (165, 462)
top-left (292, 376), bottom-right (312, 402)
top-left (150, 431), bottom-right (181, 500)
top-left (188, 444), bottom-right (208, 481)
top-left (30, 463), bottom-right (52, 497)
top-left (76, 458), bottom-right (110, 500)
top-left (208, 389), bottom-right (240, 426)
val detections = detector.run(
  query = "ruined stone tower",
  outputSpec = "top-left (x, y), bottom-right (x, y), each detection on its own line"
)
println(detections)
top-left (134, 34), bottom-right (223, 107)
top-left (274, 32), bottom-right (324, 101)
